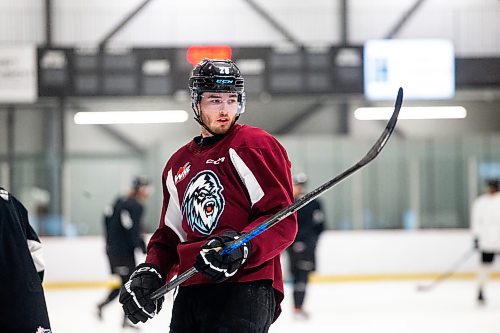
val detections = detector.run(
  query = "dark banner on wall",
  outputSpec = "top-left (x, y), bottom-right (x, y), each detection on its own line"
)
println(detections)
top-left (37, 46), bottom-right (364, 97)
top-left (37, 46), bottom-right (500, 98)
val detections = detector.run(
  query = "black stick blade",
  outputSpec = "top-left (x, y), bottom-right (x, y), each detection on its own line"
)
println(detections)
top-left (360, 87), bottom-right (403, 166)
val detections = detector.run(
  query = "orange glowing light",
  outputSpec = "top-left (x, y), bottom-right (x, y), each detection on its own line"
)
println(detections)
top-left (186, 45), bottom-right (233, 66)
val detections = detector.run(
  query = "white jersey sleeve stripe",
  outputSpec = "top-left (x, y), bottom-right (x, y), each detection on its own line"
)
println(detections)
top-left (27, 239), bottom-right (45, 272)
top-left (229, 148), bottom-right (264, 206)
top-left (165, 169), bottom-right (187, 242)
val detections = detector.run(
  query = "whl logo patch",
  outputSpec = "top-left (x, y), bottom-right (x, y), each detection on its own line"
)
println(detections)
top-left (174, 162), bottom-right (191, 184)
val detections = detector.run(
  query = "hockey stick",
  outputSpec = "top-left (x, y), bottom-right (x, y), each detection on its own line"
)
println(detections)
top-left (416, 248), bottom-right (476, 292)
top-left (150, 87), bottom-right (404, 301)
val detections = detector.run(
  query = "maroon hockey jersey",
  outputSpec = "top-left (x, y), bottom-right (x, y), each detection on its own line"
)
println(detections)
top-left (146, 124), bottom-right (297, 318)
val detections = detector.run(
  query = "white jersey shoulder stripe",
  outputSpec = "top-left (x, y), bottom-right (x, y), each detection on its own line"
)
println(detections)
top-left (165, 169), bottom-right (187, 242)
top-left (0, 189), bottom-right (9, 201)
top-left (229, 148), bottom-right (264, 206)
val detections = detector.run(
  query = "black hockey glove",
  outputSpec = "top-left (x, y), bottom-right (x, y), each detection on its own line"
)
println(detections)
top-left (119, 263), bottom-right (164, 324)
top-left (194, 231), bottom-right (252, 283)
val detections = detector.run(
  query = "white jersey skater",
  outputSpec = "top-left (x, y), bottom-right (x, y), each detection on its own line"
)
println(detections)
top-left (471, 192), bottom-right (500, 252)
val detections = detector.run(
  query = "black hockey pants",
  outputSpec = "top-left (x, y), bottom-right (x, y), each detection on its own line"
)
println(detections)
top-left (169, 280), bottom-right (276, 333)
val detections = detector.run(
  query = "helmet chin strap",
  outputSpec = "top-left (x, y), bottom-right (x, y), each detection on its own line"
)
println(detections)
top-left (194, 114), bottom-right (218, 137)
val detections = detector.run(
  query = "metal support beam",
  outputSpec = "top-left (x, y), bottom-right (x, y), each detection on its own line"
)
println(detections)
top-left (274, 99), bottom-right (325, 135)
top-left (98, 0), bottom-right (154, 49)
top-left (96, 125), bottom-right (145, 155)
top-left (385, 0), bottom-right (426, 39)
top-left (7, 106), bottom-right (15, 192)
top-left (242, 0), bottom-right (302, 47)
top-left (42, 98), bottom-right (66, 235)
top-left (338, 102), bottom-right (349, 135)
top-left (69, 102), bottom-right (145, 154)
top-left (45, 0), bottom-right (53, 47)
top-left (340, 0), bottom-right (349, 46)
top-left (338, 1), bottom-right (350, 134)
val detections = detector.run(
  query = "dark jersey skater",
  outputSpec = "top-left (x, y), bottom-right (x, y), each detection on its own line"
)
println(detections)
top-left (287, 173), bottom-right (325, 320)
top-left (119, 59), bottom-right (297, 333)
top-left (97, 176), bottom-right (150, 328)
top-left (0, 187), bottom-right (51, 333)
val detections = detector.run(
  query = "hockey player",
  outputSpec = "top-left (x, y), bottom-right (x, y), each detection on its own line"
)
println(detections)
top-left (471, 179), bottom-right (500, 305)
top-left (0, 187), bottom-right (51, 333)
top-left (97, 176), bottom-right (150, 328)
top-left (287, 173), bottom-right (325, 319)
top-left (119, 58), bottom-right (297, 332)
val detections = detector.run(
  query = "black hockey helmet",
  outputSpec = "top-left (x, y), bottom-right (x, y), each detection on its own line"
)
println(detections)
top-left (132, 175), bottom-right (150, 191)
top-left (189, 58), bottom-right (246, 117)
top-left (486, 179), bottom-right (499, 191)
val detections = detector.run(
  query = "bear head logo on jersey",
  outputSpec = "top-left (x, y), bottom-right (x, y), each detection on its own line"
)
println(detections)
top-left (181, 170), bottom-right (225, 235)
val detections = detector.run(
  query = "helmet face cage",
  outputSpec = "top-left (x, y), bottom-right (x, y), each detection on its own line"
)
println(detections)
top-left (189, 59), bottom-right (246, 117)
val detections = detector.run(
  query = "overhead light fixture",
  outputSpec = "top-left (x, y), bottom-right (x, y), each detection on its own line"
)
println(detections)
top-left (74, 110), bottom-right (189, 124)
top-left (354, 106), bottom-right (467, 120)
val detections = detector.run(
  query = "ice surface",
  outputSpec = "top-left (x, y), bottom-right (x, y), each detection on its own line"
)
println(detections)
top-left (45, 280), bottom-right (500, 333)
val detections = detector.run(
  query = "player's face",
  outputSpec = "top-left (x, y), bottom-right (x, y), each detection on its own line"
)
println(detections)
top-left (137, 185), bottom-right (150, 201)
top-left (199, 92), bottom-right (239, 136)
